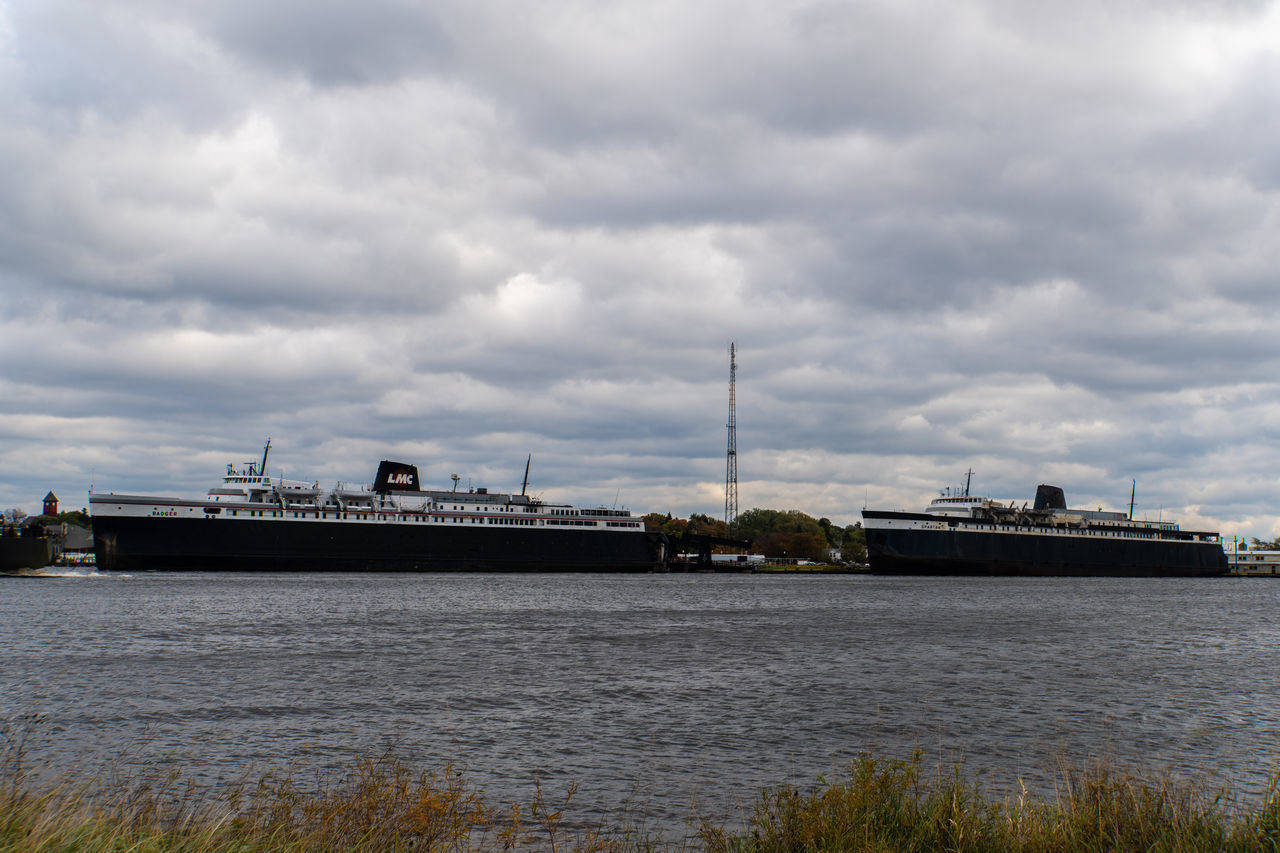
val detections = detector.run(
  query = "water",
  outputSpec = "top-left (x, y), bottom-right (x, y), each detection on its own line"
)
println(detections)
top-left (4, 572), bottom-right (1280, 828)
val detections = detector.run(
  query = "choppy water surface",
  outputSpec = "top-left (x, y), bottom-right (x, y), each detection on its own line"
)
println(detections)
top-left (5, 573), bottom-right (1280, 827)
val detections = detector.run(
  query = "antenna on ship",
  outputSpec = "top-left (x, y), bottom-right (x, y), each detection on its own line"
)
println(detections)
top-left (964, 468), bottom-right (974, 498)
top-left (1129, 480), bottom-right (1136, 520)
top-left (521, 455), bottom-right (531, 497)
top-left (450, 474), bottom-right (460, 492)
top-left (258, 438), bottom-right (271, 478)
top-left (724, 341), bottom-right (739, 537)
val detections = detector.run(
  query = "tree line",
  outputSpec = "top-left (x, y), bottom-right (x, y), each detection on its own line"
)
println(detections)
top-left (643, 509), bottom-right (866, 563)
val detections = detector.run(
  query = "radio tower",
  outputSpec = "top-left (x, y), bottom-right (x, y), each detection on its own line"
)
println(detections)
top-left (724, 342), bottom-right (739, 536)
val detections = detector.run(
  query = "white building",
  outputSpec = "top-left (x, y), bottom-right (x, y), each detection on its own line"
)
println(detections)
top-left (1226, 545), bottom-right (1280, 576)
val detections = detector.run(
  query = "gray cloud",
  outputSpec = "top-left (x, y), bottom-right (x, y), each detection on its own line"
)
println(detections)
top-left (3, 0), bottom-right (1280, 542)
top-left (183, 0), bottom-right (455, 86)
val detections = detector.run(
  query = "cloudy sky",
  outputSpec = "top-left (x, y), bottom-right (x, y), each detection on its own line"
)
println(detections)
top-left (2, 0), bottom-right (1279, 540)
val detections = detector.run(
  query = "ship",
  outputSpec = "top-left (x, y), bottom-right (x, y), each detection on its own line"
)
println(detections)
top-left (0, 525), bottom-right (57, 572)
top-left (861, 477), bottom-right (1227, 576)
top-left (90, 442), bottom-right (665, 572)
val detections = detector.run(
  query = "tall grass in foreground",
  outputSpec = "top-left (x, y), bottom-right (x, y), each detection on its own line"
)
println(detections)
top-left (698, 754), bottom-right (1280, 853)
top-left (5, 726), bottom-right (1280, 852)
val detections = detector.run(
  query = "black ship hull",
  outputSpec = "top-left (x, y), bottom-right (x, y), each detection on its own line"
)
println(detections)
top-left (865, 523), bottom-right (1227, 577)
top-left (0, 536), bottom-right (54, 572)
top-left (92, 516), bottom-right (662, 572)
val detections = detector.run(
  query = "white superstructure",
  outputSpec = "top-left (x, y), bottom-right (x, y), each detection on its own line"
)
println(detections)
top-left (91, 442), bottom-right (643, 533)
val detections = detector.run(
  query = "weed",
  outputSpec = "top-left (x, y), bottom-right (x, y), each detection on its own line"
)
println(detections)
top-left (4, 716), bottom-right (1279, 853)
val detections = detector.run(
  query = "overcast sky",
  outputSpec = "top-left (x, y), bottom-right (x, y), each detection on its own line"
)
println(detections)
top-left (3, 0), bottom-right (1279, 540)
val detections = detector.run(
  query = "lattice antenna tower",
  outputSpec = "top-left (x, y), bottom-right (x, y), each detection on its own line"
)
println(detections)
top-left (724, 342), bottom-right (739, 535)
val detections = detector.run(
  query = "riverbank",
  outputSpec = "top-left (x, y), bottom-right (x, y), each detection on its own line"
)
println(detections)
top-left (752, 562), bottom-right (868, 573)
top-left (3, 751), bottom-right (1278, 852)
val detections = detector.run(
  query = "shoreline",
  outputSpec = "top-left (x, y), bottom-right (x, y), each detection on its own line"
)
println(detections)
top-left (3, 750), bottom-right (1277, 851)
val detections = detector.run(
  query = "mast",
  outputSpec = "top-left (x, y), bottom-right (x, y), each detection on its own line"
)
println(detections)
top-left (258, 438), bottom-right (271, 477)
top-left (724, 342), bottom-right (739, 536)
top-left (964, 468), bottom-right (973, 498)
top-left (1129, 480), bottom-right (1136, 520)
top-left (521, 454), bottom-right (531, 497)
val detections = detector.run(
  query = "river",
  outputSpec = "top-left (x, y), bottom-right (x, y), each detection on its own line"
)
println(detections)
top-left (3, 572), bottom-right (1279, 829)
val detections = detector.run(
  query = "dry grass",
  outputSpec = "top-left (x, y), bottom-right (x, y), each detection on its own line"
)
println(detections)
top-left (6, 717), bottom-right (1280, 852)
top-left (702, 752), bottom-right (1280, 853)
top-left (1, 748), bottom-right (650, 852)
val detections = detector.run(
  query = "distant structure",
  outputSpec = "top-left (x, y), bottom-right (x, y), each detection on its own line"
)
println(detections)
top-left (1227, 540), bottom-right (1280, 576)
top-left (724, 342), bottom-right (739, 535)
top-left (43, 491), bottom-right (58, 517)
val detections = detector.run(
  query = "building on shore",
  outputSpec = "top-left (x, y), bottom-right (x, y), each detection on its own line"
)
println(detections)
top-left (1226, 543), bottom-right (1280, 576)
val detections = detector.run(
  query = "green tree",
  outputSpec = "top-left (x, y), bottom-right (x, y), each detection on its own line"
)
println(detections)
top-left (818, 517), bottom-right (838, 548)
top-left (840, 523), bottom-right (867, 564)
top-left (642, 512), bottom-right (668, 532)
top-left (56, 510), bottom-right (91, 529)
top-left (645, 506), bottom-right (868, 563)
top-left (686, 513), bottom-right (728, 538)
top-left (737, 508), bottom-right (828, 560)
top-left (643, 512), bottom-right (690, 538)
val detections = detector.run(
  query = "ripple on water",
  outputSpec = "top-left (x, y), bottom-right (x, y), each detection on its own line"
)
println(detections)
top-left (5, 573), bottom-right (1280, 821)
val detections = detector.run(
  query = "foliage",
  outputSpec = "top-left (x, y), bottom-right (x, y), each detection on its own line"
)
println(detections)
top-left (646, 507), bottom-right (867, 562)
top-left (642, 512), bottom-right (679, 536)
top-left (643, 512), bottom-right (731, 541)
top-left (685, 513), bottom-right (727, 538)
top-left (840, 523), bottom-right (866, 564)
top-left (9, 728), bottom-right (1280, 853)
top-left (701, 753), bottom-right (1252, 853)
top-left (0, 734), bottom-right (648, 853)
top-left (734, 509), bottom-right (828, 561)
top-left (735, 511), bottom-right (870, 562)
top-left (54, 510), bottom-right (91, 529)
